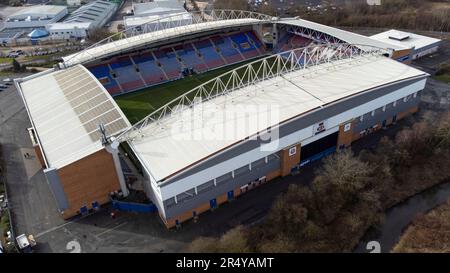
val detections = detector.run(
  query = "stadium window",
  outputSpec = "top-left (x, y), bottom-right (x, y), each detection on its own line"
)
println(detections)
top-left (197, 180), bottom-right (215, 194)
top-left (164, 197), bottom-right (176, 208)
top-left (393, 101), bottom-right (397, 107)
top-left (359, 115), bottom-right (364, 122)
top-left (382, 105), bottom-right (386, 112)
top-left (371, 110), bottom-right (375, 117)
top-left (413, 92), bottom-right (417, 98)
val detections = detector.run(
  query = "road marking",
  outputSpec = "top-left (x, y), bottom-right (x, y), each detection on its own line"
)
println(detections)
top-left (95, 222), bottom-right (127, 237)
top-left (35, 219), bottom-right (79, 238)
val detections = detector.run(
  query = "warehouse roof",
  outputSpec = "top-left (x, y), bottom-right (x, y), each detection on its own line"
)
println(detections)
top-left (132, 1), bottom-right (185, 16)
top-left (124, 12), bottom-right (192, 28)
top-left (17, 65), bottom-right (130, 169)
top-left (370, 29), bottom-right (442, 51)
top-left (9, 5), bottom-right (67, 18)
top-left (64, 0), bottom-right (117, 26)
top-left (129, 55), bottom-right (427, 182)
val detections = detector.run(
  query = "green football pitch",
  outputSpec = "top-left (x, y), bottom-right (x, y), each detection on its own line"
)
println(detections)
top-left (114, 58), bottom-right (267, 124)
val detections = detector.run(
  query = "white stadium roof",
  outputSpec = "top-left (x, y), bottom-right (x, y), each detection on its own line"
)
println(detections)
top-left (370, 29), bottom-right (441, 51)
top-left (17, 65), bottom-right (130, 169)
top-left (129, 55), bottom-right (427, 182)
top-left (279, 18), bottom-right (406, 51)
top-left (62, 18), bottom-right (265, 67)
top-left (62, 13), bottom-right (407, 68)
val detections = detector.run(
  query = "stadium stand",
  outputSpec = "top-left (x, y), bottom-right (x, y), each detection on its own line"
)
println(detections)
top-left (193, 39), bottom-right (225, 68)
top-left (110, 56), bottom-right (145, 91)
top-left (153, 49), bottom-right (182, 80)
top-left (88, 63), bottom-right (122, 95)
top-left (131, 52), bottom-right (168, 87)
top-left (210, 35), bottom-right (243, 64)
top-left (177, 44), bottom-right (208, 73)
top-left (229, 31), bottom-right (260, 59)
top-left (87, 31), bottom-right (266, 96)
top-left (277, 33), bottom-right (313, 52)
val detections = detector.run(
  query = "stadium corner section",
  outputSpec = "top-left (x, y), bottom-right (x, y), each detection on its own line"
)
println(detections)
top-left (15, 65), bottom-right (132, 219)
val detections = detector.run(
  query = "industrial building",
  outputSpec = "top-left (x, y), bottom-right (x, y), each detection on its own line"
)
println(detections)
top-left (4, 5), bottom-right (68, 29)
top-left (16, 11), bottom-right (429, 227)
top-left (124, 0), bottom-right (191, 30)
top-left (370, 29), bottom-right (442, 61)
top-left (47, 0), bottom-right (118, 39)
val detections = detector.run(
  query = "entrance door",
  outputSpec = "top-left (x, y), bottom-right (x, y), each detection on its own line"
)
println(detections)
top-left (210, 198), bottom-right (217, 209)
top-left (80, 205), bottom-right (88, 215)
top-left (227, 190), bottom-right (234, 201)
top-left (382, 119), bottom-right (387, 128)
top-left (392, 115), bottom-right (397, 123)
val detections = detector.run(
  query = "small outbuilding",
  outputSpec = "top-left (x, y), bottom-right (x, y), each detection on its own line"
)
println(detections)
top-left (370, 29), bottom-right (442, 60)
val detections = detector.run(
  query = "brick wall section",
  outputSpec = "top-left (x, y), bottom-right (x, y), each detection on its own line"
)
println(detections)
top-left (280, 144), bottom-right (301, 176)
top-left (397, 105), bottom-right (419, 120)
top-left (162, 168), bottom-right (284, 228)
top-left (34, 145), bottom-right (46, 168)
top-left (337, 120), bottom-right (354, 148)
top-left (58, 149), bottom-right (121, 219)
top-left (392, 48), bottom-right (413, 64)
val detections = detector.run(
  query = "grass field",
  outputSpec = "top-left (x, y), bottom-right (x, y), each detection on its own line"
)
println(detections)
top-left (0, 57), bottom-right (13, 64)
top-left (433, 74), bottom-right (450, 84)
top-left (114, 58), bottom-right (267, 123)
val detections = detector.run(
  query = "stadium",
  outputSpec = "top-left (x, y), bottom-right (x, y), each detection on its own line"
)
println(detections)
top-left (15, 10), bottom-right (429, 228)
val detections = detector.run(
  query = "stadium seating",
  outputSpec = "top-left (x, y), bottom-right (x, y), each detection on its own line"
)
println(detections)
top-left (177, 44), bottom-right (208, 73)
top-left (132, 52), bottom-right (168, 86)
top-left (153, 49), bottom-right (182, 80)
top-left (210, 35), bottom-right (243, 64)
top-left (194, 39), bottom-right (225, 68)
top-left (88, 63), bottom-right (121, 95)
top-left (276, 33), bottom-right (313, 52)
top-left (229, 31), bottom-right (260, 59)
top-left (110, 56), bottom-right (145, 91)
top-left (87, 31), bottom-right (266, 96)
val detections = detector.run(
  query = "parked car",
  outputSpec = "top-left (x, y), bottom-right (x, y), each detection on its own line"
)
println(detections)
top-left (7, 52), bottom-right (19, 58)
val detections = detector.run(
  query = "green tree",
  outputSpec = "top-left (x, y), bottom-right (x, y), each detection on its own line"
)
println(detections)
top-left (12, 58), bottom-right (22, 72)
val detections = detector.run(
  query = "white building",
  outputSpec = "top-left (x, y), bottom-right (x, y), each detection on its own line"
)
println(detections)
top-left (124, 0), bottom-right (191, 30)
top-left (66, 0), bottom-right (82, 7)
top-left (132, 1), bottom-right (186, 16)
top-left (4, 5), bottom-right (68, 29)
top-left (370, 29), bottom-right (442, 60)
top-left (47, 22), bottom-right (91, 39)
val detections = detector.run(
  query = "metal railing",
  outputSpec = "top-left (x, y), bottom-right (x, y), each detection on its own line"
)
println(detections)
top-left (114, 43), bottom-right (388, 143)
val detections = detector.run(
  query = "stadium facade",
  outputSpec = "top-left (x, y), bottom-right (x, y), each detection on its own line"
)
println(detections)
top-left (15, 10), bottom-right (429, 227)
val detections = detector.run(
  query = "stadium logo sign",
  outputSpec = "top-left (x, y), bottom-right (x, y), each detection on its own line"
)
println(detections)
top-left (170, 99), bottom-right (280, 152)
top-left (313, 120), bottom-right (327, 135)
